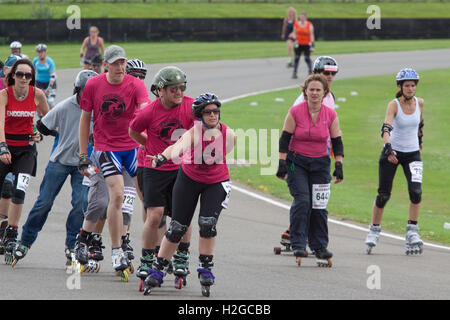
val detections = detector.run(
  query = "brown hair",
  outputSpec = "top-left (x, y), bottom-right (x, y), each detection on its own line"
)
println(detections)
top-left (6, 59), bottom-right (36, 87)
top-left (301, 74), bottom-right (329, 100)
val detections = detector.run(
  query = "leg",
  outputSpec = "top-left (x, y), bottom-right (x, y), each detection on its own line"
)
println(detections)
top-left (20, 161), bottom-right (69, 247)
top-left (65, 168), bottom-right (88, 248)
top-left (292, 44), bottom-right (301, 78)
top-left (372, 155), bottom-right (398, 224)
top-left (104, 174), bottom-right (125, 249)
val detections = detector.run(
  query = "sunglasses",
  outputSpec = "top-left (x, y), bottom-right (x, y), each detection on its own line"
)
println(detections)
top-left (202, 108), bottom-right (220, 115)
top-left (129, 73), bottom-right (146, 80)
top-left (322, 71), bottom-right (337, 76)
top-left (15, 71), bottom-right (33, 80)
top-left (167, 84), bottom-right (186, 93)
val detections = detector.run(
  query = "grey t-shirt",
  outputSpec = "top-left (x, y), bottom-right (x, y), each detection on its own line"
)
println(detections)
top-left (42, 94), bottom-right (82, 166)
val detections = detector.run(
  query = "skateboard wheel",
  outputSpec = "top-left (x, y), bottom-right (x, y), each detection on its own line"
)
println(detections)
top-left (274, 247), bottom-right (281, 255)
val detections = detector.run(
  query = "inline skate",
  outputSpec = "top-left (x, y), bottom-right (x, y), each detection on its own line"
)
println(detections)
top-left (405, 224), bottom-right (423, 255)
top-left (197, 255), bottom-right (215, 297)
top-left (365, 225), bottom-right (382, 254)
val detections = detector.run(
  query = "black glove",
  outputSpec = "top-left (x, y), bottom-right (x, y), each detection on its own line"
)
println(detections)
top-left (78, 154), bottom-right (92, 171)
top-left (333, 161), bottom-right (343, 180)
top-left (0, 142), bottom-right (9, 155)
top-left (276, 159), bottom-right (288, 178)
top-left (154, 153), bottom-right (168, 168)
top-left (382, 143), bottom-right (394, 159)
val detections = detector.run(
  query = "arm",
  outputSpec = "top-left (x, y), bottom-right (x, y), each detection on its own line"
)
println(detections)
top-left (79, 110), bottom-right (91, 156)
top-left (381, 100), bottom-right (398, 164)
top-left (309, 23), bottom-right (315, 44)
top-left (99, 37), bottom-right (105, 55)
top-left (418, 98), bottom-right (424, 150)
top-left (330, 117), bottom-right (344, 183)
top-left (0, 90), bottom-right (11, 165)
top-left (276, 112), bottom-right (296, 179)
top-left (225, 128), bottom-right (236, 155)
top-left (35, 88), bottom-right (50, 117)
top-left (129, 128), bottom-right (147, 146)
top-left (281, 18), bottom-right (287, 39)
top-left (80, 38), bottom-right (88, 58)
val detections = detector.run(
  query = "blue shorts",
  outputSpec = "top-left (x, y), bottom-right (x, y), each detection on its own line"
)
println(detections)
top-left (91, 148), bottom-right (138, 178)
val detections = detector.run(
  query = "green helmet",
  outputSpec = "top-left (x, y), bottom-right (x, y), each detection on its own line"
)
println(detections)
top-left (151, 66), bottom-right (187, 97)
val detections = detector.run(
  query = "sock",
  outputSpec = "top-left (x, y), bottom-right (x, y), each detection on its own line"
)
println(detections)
top-left (408, 220), bottom-right (418, 225)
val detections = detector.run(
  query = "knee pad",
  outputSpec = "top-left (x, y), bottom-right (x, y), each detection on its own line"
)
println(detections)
top-left (375, 193), bottom-right (390, 208)
top-left (409, 189), bottom-right (422, 204)
top-left (198, 216), bottom-right (218, 239)
top-left (158, 215), bottom-right (167, 229)
top-left (1, 179), bottom-right (13, 199)
top-left (12, 189), bottom-right (25, 205)
top-left (165, 220), bottom-right (188, 243)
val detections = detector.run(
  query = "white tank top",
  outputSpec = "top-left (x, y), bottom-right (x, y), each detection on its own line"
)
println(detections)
top-left (390, 97), bottom-right (421, 152)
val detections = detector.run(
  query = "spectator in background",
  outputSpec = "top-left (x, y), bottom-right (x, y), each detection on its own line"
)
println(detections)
top-left (290, 12), bottom-right (315, 79)
top-left (90, 53), bottom-right (104, 74)
top-left (281, 7), bottom-right (297, 68)
top-left (80, 26), bottom-right (105, 70)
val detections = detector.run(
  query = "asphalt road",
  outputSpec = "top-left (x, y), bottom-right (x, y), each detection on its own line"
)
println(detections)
top-left (1, 49), bottom-right (449, 300)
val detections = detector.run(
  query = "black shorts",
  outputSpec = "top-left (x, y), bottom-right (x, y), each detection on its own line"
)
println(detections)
top-left (171, 168), bottom-right (230, 226)
top-left (143, 167), bottom-right (178, 214)
top-left (0, 144), bottom-right (37, 195)
top-left (136, 166), bottom-right (145, 195)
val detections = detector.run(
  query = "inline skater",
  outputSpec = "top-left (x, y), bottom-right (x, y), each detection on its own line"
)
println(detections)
top-left (278, 56), bottom-right (339, 254)
top-left (33, 44), bottom-right (57, 109)
top-left (129, 66), bottom-right (194, 288)
top-left (276, 74), bottom-right (344, 268)
top-left (289, 12), bottom-right (315, 79)
top-left (80, 26), bottom-right (105, 69)
top-left (9, 41), bottom-right (28, 59)
top-left (10, 70), bottom-right (98, 267)
top-left (0, 59), bottom-right (49, 265)
top-left (142, 93), bottom-right (235, 297)
top-left (365, 68), bottom-right (424, 255)
top-left (77, 45), bottom-right (148, 280)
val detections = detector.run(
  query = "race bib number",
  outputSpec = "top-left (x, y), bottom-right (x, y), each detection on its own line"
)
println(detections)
top-left (122, 187), bottom-right (136, 215)
top-left (82, 176), bottom-right (91, 186)
top-left (17, 173), bottom-right (31, 193)
top-left (312, 184), bottom-right (330, 209)
top-left (409, 161), bottom-right (423, 183)
top-left (221, 181), bottom-right (232, 209)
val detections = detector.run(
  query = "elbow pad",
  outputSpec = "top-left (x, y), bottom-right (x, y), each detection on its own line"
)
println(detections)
top-left (381, 123), bottom-right (393, 138)
top-left (50, 74), bottom-right (57, 81)
top-left (36, 119), bottom-right (57, 137)
top-left (279, 130), bottom-right (292, 153)
top-left (331, 136), bottom-right (344, 157)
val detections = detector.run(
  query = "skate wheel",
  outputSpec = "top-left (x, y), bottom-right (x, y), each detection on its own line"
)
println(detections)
top-left (78, 264), bottom-right (85, 274)
top-left (297, 257), bottom-right (301, 267)
top-left (94, 262), bottom-right (100, 273)
top-left (120, 268), bottom-right (130, 282)
top-left (366, 246), bottom-right (373, 255)
top-left (139, 280), bottom-right (144, 292)
top-left (129, 262), bottom-right (134, 274)
top-left (10, 258), bottom-right (18, 268)
top-left (273, 247), bottom-right (281, 255)
top-left (143, 287), bottom-right (151, 296)
top-left (183, 277), bottom-right (187, 286)
top-left (175, 277), bottom-right (183, 290)
top-left (201, 285), bottom-right (210, 297)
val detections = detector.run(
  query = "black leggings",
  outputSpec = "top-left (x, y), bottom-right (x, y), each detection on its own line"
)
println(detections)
top-left (171, 168), bottom-right (228, 227)
top-left (376, 150), bottom-right (422, 208)
top-left (293, 44), bottom-right (312, 74)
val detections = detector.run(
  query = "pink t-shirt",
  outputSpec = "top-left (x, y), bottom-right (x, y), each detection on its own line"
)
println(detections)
top-left (182, 122), bottom-right (230, 184)
top-left (80, 73), bottom-right (149, 151)
top-left (288, 101), bottom-right (337, 158)
top-left (129, 96), bottom-right (195, 171)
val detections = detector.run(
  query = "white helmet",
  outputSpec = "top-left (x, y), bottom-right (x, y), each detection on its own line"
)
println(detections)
top-left (10, 41), bottom-right (22, 49)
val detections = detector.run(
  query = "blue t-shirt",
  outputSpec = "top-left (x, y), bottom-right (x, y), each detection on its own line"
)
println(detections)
top-left (33, 56), bottom-right (55, 83)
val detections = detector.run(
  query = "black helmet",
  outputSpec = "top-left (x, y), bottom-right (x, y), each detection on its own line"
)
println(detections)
top-left (192, 93), bottom-right (221, 118)
top-left (313, 56), bottom-right (339, 74)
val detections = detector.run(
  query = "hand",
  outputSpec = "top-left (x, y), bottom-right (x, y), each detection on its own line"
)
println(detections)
top-left (147, 153), bottom-right (168, 168)
top-left (276, 159), bottom-right (288, 180)
top-left (333, 161), bottom-right (343, 183)
top-left (31, 131), bottom-right (42, 143)
top-left (0, 142), bottom-right (11, 165)
top-left (78, 154), bottom-right (92, 177)
top-left (382, 143), bottom-right (398, 164)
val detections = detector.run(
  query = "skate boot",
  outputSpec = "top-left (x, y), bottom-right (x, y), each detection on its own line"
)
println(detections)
top-left (121, 233), bottom-right (134, 273)
top-left (112, 248), bottom-right (131, 282)
top-left (74, 233), bottom-right (91, 273)
top-left (274, 229), bottom-right (292, 255)
top-left (11, 241), bottom-right (30, 267)
top-left (86, 233), bottom-right (104, 273)
top-left (365, 225), bottom-right (381, 254)
top-left (0, 219), bottom-right (7, 255)
top-left (293, 248), bottom-right (308, 266)
top-left (65, 247), bottom-right (76, 274)
top-left (172, 249), bottom-right (190, 289)
top-left (3, 226), bottom-right (18, 265)
top-left (292, 72), bottom-right (298, 79)
top-left (314, 248), bottom-right (333, 268)
top-left (142, 257), bottom-right (169, 295)
top-left (197, 255), bottom-right (215, 297)
top-left (405, 224), bottom-right (423, 255)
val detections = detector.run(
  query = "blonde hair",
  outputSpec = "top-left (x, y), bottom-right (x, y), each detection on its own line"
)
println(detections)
top-left (301, 74), bottom-right (330, 100)
top-left (287, 7), bottom-right (297, 19)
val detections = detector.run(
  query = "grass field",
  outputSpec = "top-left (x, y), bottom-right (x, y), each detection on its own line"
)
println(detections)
top-left (2, 39), bottom-right (450, 69)
top-left (223, 69), bottom-right (450, 245)
top-left (1, 2), bottom-right (450, 19)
